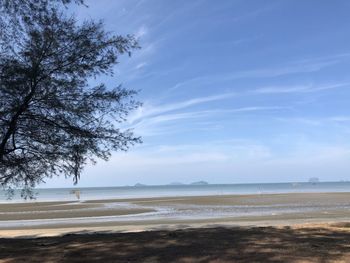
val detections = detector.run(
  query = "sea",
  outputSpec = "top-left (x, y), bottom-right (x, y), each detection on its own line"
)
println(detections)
top-left (1, 181), bottom-right (350, 203)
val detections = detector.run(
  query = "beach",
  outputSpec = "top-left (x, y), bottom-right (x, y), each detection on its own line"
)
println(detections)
top-left (1, 192), bottom-right (350, 262)
top-left (1, 192), bottom-right (350, 236)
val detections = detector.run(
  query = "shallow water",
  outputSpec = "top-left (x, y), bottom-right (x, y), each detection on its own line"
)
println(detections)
top-left (1, 182), bottom-right (350, 203)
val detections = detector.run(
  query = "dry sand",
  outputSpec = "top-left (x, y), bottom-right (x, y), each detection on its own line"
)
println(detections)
top-left (1, 223), bottom-right (350, 262)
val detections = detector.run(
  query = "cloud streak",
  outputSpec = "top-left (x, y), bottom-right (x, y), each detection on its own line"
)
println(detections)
top-left (253, 82), bottom-right (350, 94)
top-left (132, 106), bottom-right (289, 136)
top-left (128, 92), bottom-right (237, 124)
top-left (169, 53), bottom-right (350, 92)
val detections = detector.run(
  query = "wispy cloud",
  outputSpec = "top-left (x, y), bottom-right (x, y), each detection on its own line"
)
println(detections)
top-left (114, 139), bottom-right (273, 165)
top-left (132, 106), bottom-right (288, 136)
top-left (253, 82), bottom-right (350, 94)
top-left (330, 116), bottom-right (350, 122)
top-left (135, 25), bottom-right (148, 39)
top-left (169, 53), bottom-right (350, 92)
top-left (275, 116), bottom-right (350, 127)
top-left (128, 92), bottom-right (237, 124)
top-left (134, 62), bottom-right (147, 70)
top-left (137, 106), bottom-right (285, 126)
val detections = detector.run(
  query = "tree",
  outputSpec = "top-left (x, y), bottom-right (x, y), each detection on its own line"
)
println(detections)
top-left (0, 2), bottom-right (141, 198)
top-left (0, 0), bottom-right (84, 51)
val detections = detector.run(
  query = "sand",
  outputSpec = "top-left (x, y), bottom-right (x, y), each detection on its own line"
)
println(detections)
top-left (1, 193), bottom-right (350, 262)
top-left (1, 192), bottom-right (350, 236)
top-left (1, 224), bottom-right (350, 262)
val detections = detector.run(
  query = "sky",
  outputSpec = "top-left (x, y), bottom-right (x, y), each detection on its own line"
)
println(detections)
top-left (45, 0), bottom-right (350, 187)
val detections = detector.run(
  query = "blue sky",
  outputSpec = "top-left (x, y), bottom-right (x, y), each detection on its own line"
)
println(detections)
top-left (45, 0), bottom-right (350, 187)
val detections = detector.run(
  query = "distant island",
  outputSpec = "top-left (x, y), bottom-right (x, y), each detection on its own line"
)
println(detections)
top-left (190, 181), bottom-right (209, 186)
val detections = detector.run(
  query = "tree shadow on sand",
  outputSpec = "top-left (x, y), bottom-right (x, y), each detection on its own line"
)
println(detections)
top-left (1, 225), bottom-right (350, 262)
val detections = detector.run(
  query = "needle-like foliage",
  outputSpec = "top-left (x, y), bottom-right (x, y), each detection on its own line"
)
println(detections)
top-left (0, 1), bottom-right (141, 198)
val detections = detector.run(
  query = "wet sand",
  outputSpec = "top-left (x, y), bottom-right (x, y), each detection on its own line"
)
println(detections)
top-left (1, 192), bottom-right (350, 237)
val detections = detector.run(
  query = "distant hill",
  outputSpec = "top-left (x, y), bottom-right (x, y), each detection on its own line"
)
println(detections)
top-left (190, 181), bottom-right (209, 185)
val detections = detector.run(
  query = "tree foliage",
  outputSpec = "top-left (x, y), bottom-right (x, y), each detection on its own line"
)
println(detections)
top-left (0, 0), bottom-right (84, 50)
top-left (0, 1), bottom-right (141, 197)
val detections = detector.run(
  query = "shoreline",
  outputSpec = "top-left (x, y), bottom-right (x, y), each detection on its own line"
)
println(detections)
top-left (2, 181), bottom-right (350, 204)
top-left (2, 190), bottom-right (350, 204)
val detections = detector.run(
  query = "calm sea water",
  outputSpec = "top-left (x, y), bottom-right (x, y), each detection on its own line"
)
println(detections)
top-left (1, 182), bottom-right (350, 203)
